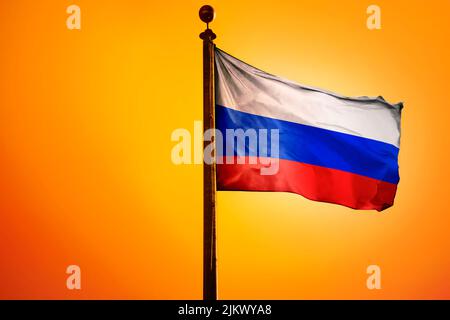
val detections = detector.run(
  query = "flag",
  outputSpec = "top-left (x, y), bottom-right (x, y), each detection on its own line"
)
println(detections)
top-left (214, 48), bottom-right (402, 211)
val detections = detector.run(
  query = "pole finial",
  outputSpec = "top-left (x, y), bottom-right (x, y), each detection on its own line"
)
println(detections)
top-left (199, 5), bottom-right (216, 41)
top-left (199, 5), bottom-right (215, 25)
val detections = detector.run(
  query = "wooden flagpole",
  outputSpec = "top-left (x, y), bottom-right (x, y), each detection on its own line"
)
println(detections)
top-left (199, 5), bottom-right (217, 300)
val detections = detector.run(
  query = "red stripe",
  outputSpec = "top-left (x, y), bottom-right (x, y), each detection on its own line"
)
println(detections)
top-left (217, 157), bottom-right (397, 211)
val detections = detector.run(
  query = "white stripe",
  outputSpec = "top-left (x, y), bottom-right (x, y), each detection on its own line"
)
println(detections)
top-left (215, 48), bottom-right (402, 147)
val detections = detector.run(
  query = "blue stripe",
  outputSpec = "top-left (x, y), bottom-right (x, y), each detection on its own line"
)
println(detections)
top-left (216, 105), bottom-right (399, 184)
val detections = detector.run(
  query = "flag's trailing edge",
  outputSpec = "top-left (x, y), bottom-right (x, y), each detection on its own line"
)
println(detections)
top-left (214, 47), bottom-right (402, 211)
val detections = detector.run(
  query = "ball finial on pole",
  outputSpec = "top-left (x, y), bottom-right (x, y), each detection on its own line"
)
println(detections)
top-left (199, 5), bottom-right (216, 40)
top-left (199, 5), bottom-right (215, 25)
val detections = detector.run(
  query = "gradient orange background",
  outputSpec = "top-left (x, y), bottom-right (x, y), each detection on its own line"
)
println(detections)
top-left (0, 0), bottom-right (449, 299)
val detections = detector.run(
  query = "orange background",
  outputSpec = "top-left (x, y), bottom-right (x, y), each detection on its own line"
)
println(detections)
top-left (0, 0), bottom-right (449, 299)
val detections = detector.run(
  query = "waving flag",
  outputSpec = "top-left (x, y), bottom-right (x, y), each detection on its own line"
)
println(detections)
top-left (215, 48), bottom-right (402, 211)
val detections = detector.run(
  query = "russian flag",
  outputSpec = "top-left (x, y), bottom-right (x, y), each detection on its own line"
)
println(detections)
top-left (215, 48), bottom-right (402, 211)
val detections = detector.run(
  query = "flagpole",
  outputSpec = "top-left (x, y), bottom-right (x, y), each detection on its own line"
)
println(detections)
top-left (199, 5), bottom-right (217, 301)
